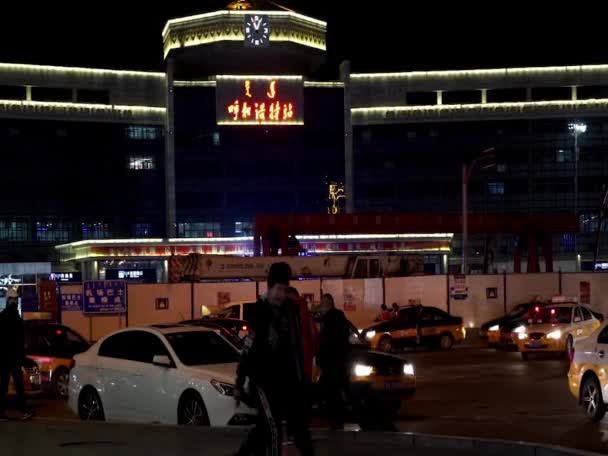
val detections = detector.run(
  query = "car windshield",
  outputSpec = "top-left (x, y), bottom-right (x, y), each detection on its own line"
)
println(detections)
top-left (165, 331), bottom-right (240, 366)
top-left (533, 307), bottom-right (571, 324)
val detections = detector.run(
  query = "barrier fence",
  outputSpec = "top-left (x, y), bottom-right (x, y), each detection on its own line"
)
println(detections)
top-left (53, 272), bottom-right (608, 341)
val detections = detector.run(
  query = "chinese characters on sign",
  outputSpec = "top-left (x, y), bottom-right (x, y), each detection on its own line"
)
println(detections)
top-left (83, 280), bottom-right (127, 314)
top-left (216, 76), bottom-right (303, 125)
top-left (60, 291), bottom-right (83, 311)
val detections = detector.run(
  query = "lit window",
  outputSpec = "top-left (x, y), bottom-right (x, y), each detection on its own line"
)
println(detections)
top-left (234, 221), bottom-right (252, 235)
top-left (82, 223), bottom-right (111, 240)
top-left (488, 182), bottom-right (505, 195)
top-left (212, 132), bottom-right (221, 146)
top-left (0, 221), bottom-right (29, 241)
top-left (128, 157), bottom-right (155, 170)
top-left (496, 164), bottom-right (507, 173)
top-left (133, 223), bottom-right (152, 237)
top-left (36, 222), bottom-right (71, 242)
top-left (177, 222), bottom-right (221, 238)
top-left (125, 125), bottom-right (161, 140)
top-left (556, 149), bottom-right (573, 163)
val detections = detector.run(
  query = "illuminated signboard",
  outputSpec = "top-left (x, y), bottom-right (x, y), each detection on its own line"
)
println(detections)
top-left (216, 76), bottom-right (303, 125)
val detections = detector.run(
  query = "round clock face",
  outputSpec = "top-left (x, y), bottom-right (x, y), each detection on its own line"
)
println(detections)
top-left (244, 15), bottom-right (269, 46)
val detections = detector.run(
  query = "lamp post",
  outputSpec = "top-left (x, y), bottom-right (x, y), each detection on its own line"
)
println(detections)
top-left (462, 147), bottom-right (495, 274)
top-left (569, 122), bottom-right (586, 270)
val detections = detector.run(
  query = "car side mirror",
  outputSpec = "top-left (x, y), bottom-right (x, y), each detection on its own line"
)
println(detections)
top-left (152, 354), bottom-right (172, 368)
top-left (574, 317), bottom-right (582, 323)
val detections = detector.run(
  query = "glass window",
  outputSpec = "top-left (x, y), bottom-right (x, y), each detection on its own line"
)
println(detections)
top-left (125, 126), bottom-right (161, 140)
top-left (242, 303), bottom-right (256, 322)
top-left (133, 223), bottom-right (152, 238)
top-left (532, 307), bottom-right (572, 324)
top-left (580, 307), bottom-right (593, 321)
top-left (212, 132), bottom-right (221, 146)
top-left (36, 222), bottom-right (71, 242)
top-left (99, 331), bottom-right (168, 363)
top-left (556, 149), bottom-right (573, 163)
top-left (0, 221), bottom-right (29, 241)
top-left (177, 222), bottom-right (221, 238)
top-left (165, 331), bottom-right (240, 366)
top-left (369, 259), bottom-right (380, 278)
top-left (598, 326), bottom-right (608, 345)
top-left (420, 307), bottom-right (447, 322)
top-left (488, 182), bottom-right (505, 195)
top-left (82, 222), bottom-right (111, 240)
top-left (353, 259), bottom-right (368, 279)
top-left (128, 157), bottom-right (155, 170)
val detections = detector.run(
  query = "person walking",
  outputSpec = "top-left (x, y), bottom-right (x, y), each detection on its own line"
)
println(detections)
top-left (234, 263), bottom-right (314, 456)
top-left (378, 304), bottom-right (391, 321)
top-left (0, 288), bottom-right (33, 421)
top-left (391, 302), bottom-right (400, 318)
top-left (286, 287), bottom-right (318, 383)
top-left (317, 293), bottom-right (350, 430)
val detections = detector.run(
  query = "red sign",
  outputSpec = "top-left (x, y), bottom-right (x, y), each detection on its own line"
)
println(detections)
top-left (216, 76), bottom-right (303, 125)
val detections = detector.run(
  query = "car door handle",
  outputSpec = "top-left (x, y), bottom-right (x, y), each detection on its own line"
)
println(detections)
top-left (599, 351), bottom-right (605, 359)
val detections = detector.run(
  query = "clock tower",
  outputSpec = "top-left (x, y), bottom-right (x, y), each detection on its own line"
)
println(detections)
top-left (162, 1), bottom-right (327, 78)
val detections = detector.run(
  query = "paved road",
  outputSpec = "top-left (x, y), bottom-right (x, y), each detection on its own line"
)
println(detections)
top-left (13, 346), bottom-right (608, 454)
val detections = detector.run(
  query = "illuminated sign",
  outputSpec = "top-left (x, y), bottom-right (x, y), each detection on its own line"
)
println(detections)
top-left (216, 76), bottom-right (304, 125)
top-left (106, 269), bottom-right (157, 283)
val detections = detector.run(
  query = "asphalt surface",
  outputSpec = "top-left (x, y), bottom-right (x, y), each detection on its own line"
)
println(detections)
top-left (11, 346), bottom-right (608, 454)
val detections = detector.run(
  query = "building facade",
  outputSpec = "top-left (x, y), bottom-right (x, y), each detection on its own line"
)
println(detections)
top-left (0, 2), bottom-right (607, 275)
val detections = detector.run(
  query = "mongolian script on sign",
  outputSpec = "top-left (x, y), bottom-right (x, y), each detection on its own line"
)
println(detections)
top-left (227, 79), bottom-right (295, 123)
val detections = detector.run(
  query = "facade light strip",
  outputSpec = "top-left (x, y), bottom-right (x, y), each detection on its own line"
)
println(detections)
top-left (167, 237), bottom-right (253, 243)
top-left (0, 99), bottom-right (166, 114)
top-left (351, 64), bottom-right (608, 80)
top-left (296, 233), bottom-right (454, 240)
top-left (174, 80), bottom-right (216, 87)
top-left (0, 62), bottom-right (164, 78)
top-left (217, 121), bottom-right (304, 126)
top-left (55, 239), bottom-right (165, 249)
top-left (303, 81), bottom-right (344, 88)
top-left (162, 10), bottom-right (326, 38)
top-left (351, 98), bottom-right (608, 113)
top-left (216, 75), bottom-right (303, 81)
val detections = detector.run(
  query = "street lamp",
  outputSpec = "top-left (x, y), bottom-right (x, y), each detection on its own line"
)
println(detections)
top-left (569, 122), bottom-right (586, 270)
top-left (462, 147), bottom-right (495, 274)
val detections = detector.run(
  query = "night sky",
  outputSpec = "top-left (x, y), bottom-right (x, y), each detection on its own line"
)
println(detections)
top-left (0, 1), bottom-right (605, 75)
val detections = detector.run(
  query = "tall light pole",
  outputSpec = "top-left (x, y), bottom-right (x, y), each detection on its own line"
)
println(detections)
top-left (462, 147), bottom-right (495, 274)
top-left (569, 122), bottom-right (587, 269)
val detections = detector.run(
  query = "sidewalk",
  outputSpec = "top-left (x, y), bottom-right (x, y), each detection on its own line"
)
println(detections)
top-left (0, 419), bottom-right (600, 456)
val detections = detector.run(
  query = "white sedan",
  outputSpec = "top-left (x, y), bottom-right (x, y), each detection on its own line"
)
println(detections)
top-left (68, 325), bottom-right (255, 426)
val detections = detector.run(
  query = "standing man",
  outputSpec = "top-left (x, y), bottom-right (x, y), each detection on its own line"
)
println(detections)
top-left (0, 288), bottom-right (33, 421)
top-left (317, 293), bottom-right (350, 430)
top-left (235, 263), bottom-right (314, 456)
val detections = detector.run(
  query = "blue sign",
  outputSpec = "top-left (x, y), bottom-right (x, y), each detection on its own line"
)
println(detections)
top-left (50, 272), bottom-right (82, 283)
top-left (60, 290), bottom-right (83, 312)
top-left (83, 281), bottom-right (127, 314)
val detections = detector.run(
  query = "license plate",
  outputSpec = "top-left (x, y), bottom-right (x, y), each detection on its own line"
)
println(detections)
top-left (384, 381), bottom-right (401, 391)
top-left (529, 340), bottom-right (543, 348)
top-left (29, 375), bottom-right (41, 385)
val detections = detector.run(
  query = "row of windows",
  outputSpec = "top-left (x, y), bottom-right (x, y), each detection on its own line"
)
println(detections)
top-left (0, 85), bottom-right (110, 104)
top-left (175, 221), bottom-right (252, 238)
top-left (0, 222), bottom-right (156, 241)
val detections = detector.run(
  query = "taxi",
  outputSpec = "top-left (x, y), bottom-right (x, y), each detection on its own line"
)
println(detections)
top-left (568, 322), bottom-right (608, 421)
top-left (517, 303), bottom-right (601, 360)
top-left (480, 301), bottom-right (540, 346)
top-left (361, 305), bottom-right (466, 352)
top-left (24, 321), bottom-right (90, 398)
top-left (8, 357), bottom-right (42, 396)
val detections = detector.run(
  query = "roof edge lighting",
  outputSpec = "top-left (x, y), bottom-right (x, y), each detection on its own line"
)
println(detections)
top-left (0, 62), bottom-right (165, 78)
top-left (296, 233), bottom-right (454, 240)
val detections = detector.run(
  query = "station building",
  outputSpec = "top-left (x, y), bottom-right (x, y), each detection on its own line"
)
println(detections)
top-left (0, 0), bottom-right (605, 281)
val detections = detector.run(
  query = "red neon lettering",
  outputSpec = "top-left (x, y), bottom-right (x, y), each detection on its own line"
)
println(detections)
top-left (267, 80), bottom-right (277, 99)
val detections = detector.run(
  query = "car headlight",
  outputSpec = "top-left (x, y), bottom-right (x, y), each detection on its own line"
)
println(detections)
top-left (403, 363), bottom-right (415, 376)
top-left (514, 325), bottom-right (526, 333)
top-left (518, 332), bottom-right (528, 340)
top-left (353, 364), bottom-right (374, 377)
top-left (547, 330), bottom-right (562, 340)
top-left (489, 325), bottom-right (499, 332)
top-left (211, 379), bottom-right (235, 396)
top-left (365, 330), bottom-right (376, 340)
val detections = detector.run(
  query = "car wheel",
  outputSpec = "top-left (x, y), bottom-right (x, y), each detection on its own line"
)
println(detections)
top-left (582, 376), bottom-right (606, 422)
top-left (378, 336), bottom-right (393, 353)
top-left (78, 388), bottom-right (105, 421)
top-left (439, 333), bottom-right (454, 351)
top-left (178, 391), bottom-right (210, 426)
top-left (566, 336), bottom-right (574, 362)
top-left (521, 352), bottom-right (530, 361)
top-left (52, 367), bottom-right (70, 399)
